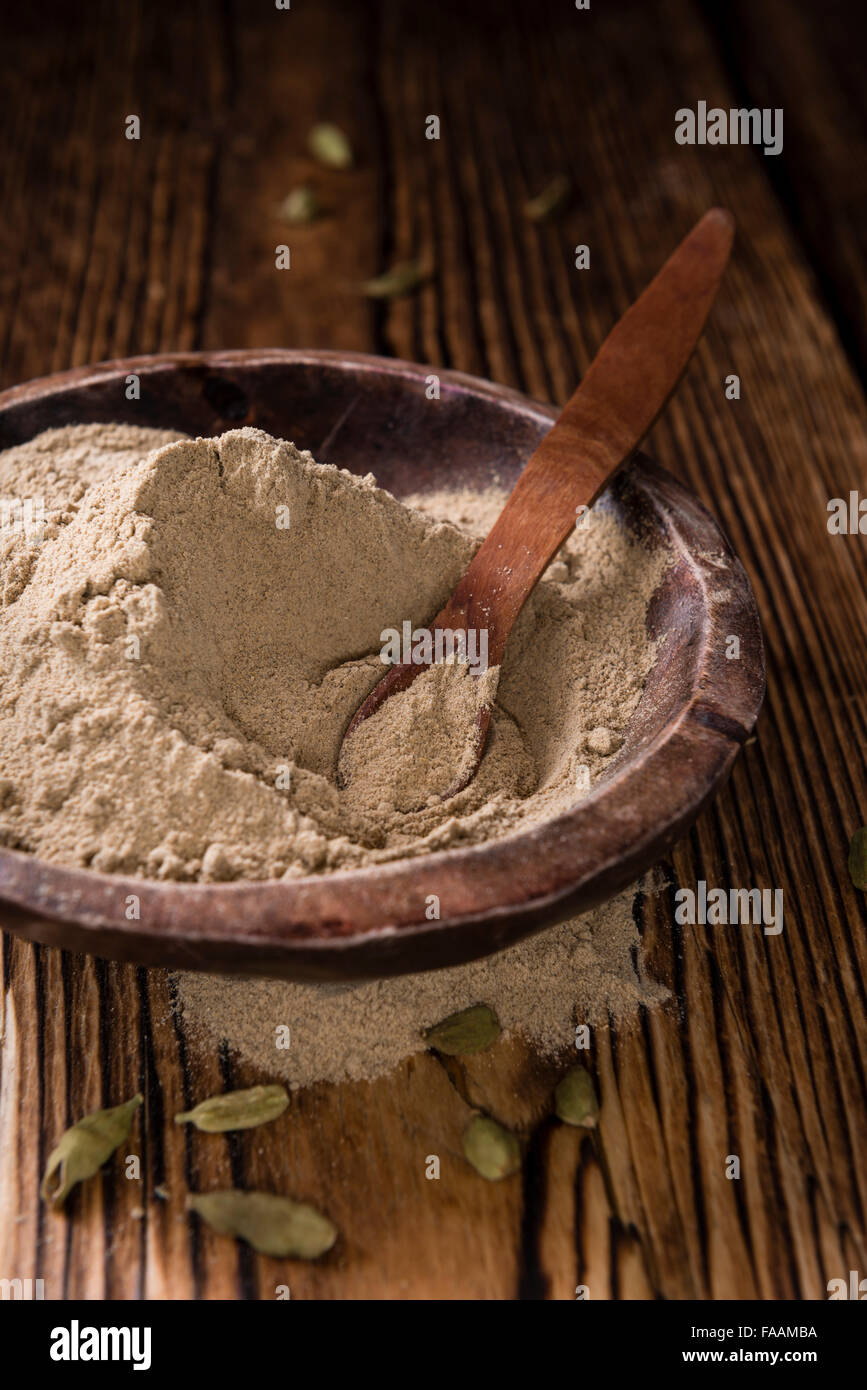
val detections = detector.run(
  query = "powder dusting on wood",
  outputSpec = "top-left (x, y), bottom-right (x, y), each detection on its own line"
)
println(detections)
top-left (176, 882), bottom-right (668, 1086)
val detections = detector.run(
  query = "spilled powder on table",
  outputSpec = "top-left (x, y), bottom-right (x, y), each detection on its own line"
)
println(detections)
top-left (176, 882), bottom-right (669, 1087)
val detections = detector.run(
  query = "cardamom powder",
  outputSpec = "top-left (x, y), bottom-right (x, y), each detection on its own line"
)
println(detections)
top-left (0, 424), bottom-right (667, 883)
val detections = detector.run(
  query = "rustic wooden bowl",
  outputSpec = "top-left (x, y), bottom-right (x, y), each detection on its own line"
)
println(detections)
top-left (0, 350), bottom-right (765, 980)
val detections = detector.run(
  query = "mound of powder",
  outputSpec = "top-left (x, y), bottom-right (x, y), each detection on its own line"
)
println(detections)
top-left (176, 883), bottom-right (669, 1086)
top-left (0, 424), bottom-right (668, 880)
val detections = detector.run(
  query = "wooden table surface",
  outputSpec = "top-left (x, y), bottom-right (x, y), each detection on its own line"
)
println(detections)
top-left (1, 0), bottom-right (866, 1301)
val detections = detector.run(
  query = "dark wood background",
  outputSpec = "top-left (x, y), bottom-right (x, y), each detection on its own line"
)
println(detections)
top-left (1, 0), bottom-right (866, 1300)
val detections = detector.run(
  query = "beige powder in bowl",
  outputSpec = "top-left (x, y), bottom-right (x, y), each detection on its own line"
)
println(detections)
top-left (0, 424), bottom-right (668, 881)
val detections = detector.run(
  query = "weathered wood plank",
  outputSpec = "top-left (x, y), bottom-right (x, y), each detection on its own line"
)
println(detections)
top-left (704, 0), bottom-right (867, 385)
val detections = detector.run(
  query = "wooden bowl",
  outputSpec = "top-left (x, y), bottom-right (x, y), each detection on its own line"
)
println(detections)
top-left (0, 350), bottom-right (765, 980)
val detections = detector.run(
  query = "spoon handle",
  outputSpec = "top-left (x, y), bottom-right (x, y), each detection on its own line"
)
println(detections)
top-left (433, 208), bottom-right (735, 665)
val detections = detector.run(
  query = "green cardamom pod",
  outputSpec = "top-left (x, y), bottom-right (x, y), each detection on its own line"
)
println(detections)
top-left (187, 1190), bottom-right (337, 1259)
top-left (848, 827), bottom-right (867, 890)
top-left (278, 186), bottom-right (320, 224)
top-left (462, 1115), bottom-right (521, 1180)
top-left (40, 1094), bottom-right (143, 1208)
top-left (358, 260), bottom-right (430, 299)
top-left (554, 1066), bottom-right (599, 1128)
top-left (174, 1084), bottom-right (288, 1133)
top-left (308, 122), bottom-right (353, 169)
top-left (524, 174), bottom-right (571, 222)
top-left (424, 1003), bottom-right (500, 1055)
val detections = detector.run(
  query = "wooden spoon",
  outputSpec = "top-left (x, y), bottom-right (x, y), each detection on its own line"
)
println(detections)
top-left (339, 208), bottom-right (735, 798)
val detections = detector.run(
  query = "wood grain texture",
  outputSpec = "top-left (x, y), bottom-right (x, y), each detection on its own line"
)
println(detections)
top-left (1, 0), bottom-right (866, 1300)
top-left (704, 0), bottom-right (867, 387)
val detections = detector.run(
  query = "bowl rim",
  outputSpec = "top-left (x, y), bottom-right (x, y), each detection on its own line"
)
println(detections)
top-left (0, 349), bottom-right (766, 977)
